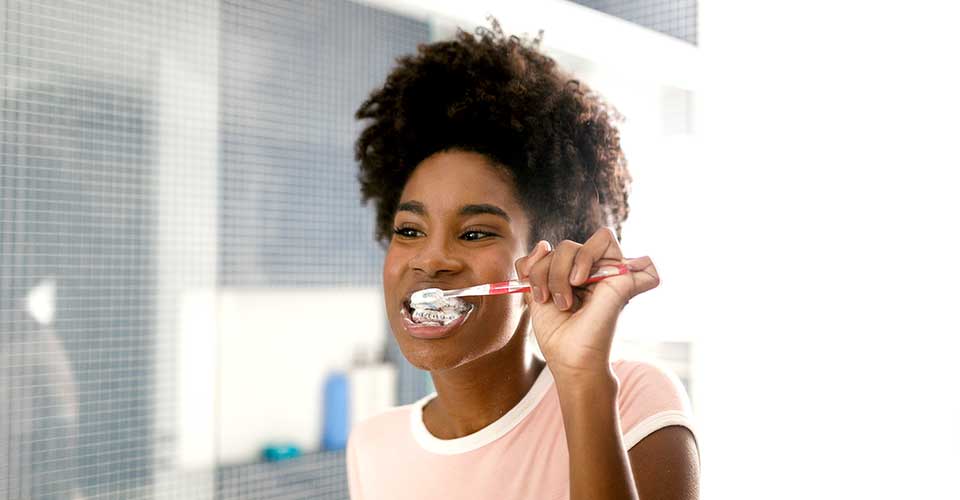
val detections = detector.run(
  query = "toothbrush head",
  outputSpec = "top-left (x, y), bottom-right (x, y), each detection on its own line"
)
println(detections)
top-left (408, 287), bottom-right (473, 326)
top-left (410, 288), bottom-right (444, 308)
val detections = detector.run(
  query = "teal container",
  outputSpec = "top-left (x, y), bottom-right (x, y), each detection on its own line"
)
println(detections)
top-left (262, 443), bottom-right (301, 462)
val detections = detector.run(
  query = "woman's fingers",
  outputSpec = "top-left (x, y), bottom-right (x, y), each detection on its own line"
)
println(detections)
top-left (546, 240), bottom-right (581, 310)
top-left (523, 228), bottom-right (632, 310)
top-left (569, 227), bottom-right (623, 286)
top-left (515, 240), bottom-right (550, 278)
top-left (526, 247), bottom-right (553, 304)
top-left (625, 256), bottom-right (661, 295)
top-left (515, 240), bottom-right (552, 304)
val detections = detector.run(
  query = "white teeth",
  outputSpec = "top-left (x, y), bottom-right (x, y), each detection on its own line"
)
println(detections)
top-left (411, 309), bottom-right (463, 324)
top-left (408, 293), bottom-right (472, 326)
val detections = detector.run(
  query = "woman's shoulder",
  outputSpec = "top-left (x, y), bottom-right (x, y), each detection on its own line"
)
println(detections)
top-left (347, 405), bottom-right (412, 455)
top-left (347, 405), bottom-right (416, 499)
top-left (348, 404), bottom-right (412, 452)
top-left (610, 357), bottom-right (682, 383)
top-left (610, 357), bottom-right (693, 415)
top-left (610, 357), bottom-right (697, 451)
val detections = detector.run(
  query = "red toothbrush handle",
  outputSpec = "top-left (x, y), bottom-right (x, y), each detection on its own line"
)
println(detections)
top-left (486, 263), bottom-right (631, 295)
top-left (488, 280), bottom-right (531, 295)
top-left (581, 263), bottom-right (630, 284)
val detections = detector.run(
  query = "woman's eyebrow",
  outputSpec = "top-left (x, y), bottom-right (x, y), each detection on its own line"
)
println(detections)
top-left (396, 201), bottom-right (511, 222)
top-left (397, 200), bottom-right (425, 215)
top-left (459, 203), bottom-right (511, 222)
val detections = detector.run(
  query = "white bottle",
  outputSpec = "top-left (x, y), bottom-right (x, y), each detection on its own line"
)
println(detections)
top-left (348, 345), bottom-right (397, 428)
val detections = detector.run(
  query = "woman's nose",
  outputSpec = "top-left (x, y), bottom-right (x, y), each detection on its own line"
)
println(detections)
top-left (409, 237), bottom-right (464, 277)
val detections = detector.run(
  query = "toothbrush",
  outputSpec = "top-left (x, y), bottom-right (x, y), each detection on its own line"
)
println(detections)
top-left (410, 263), bottom-right (631, 307)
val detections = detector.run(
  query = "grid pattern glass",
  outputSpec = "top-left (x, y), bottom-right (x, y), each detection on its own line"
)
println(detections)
top-left (571, 0), bottom-right (698, 44)
top-left (215, 1), bottom-right (428, 497)
top-left (2, 0), bottom-right (428, 499)
top-left (2, 2), bottom-right (220, 498)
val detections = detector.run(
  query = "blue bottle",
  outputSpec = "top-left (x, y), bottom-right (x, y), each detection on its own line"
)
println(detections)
top-left (322, 371), bottom-right (350, 451)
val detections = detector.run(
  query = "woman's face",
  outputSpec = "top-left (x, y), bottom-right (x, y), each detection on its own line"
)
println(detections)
top-left (383, 150), bottom-right (531, 371)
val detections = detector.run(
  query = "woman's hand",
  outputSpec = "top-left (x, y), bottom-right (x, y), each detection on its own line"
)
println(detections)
top-left (514, 227), bottom-right (660, 381)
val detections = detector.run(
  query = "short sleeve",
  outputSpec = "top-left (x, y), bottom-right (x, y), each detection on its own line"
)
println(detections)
top-left (346, 429), bottom-right (364, 500)
top-left (612, 359), bottom-right (697, 451)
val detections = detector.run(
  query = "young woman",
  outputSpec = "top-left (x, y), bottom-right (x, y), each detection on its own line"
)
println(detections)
top-left (347, 21), bottom-right (699, 500)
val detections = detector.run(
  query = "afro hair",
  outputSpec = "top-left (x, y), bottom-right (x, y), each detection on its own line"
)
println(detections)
top-left (355, 18), bottom-right (632, 249)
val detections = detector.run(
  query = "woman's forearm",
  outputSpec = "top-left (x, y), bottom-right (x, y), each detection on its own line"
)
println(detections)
top-left (555, 368), bottom-right (639, 500)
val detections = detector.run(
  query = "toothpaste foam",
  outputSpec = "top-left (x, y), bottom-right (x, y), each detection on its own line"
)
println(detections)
top-left (409, 288), bottom-right (471, 326)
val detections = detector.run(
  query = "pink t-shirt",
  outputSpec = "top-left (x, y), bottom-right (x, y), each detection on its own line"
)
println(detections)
top-left (346, 358), bottom-right (697, 500)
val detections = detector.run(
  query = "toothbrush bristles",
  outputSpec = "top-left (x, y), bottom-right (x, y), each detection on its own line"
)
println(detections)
top-left (410, 287), bottom-right (444, 307)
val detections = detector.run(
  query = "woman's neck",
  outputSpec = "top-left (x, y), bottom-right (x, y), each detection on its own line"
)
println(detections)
top-left (422, 331), bottom-right (546, 439)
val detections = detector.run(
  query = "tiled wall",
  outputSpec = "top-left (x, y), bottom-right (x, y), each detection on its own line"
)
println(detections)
top-left (572, 0), bottom-right (698, 44)
top-left (219, 0), bottom-right (426, 288)
top-left (215, 0), bottom-right (428, 496)
top-left (1, 0), bottom-right (427, 499)
top-left (2, 2), bottom-right (219, 497)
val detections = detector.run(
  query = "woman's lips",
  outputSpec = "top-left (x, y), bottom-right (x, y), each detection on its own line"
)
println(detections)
top-left (400, 303), bottom-right (474, 339)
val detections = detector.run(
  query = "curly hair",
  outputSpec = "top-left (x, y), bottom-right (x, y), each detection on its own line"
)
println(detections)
top-left (355, 19), bottom-right (631, 250)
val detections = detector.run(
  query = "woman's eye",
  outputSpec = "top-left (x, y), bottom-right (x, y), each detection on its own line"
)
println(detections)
top-left (393, 226), bottom-right (423, 239)
top-left (461, 230), bottom-right (496, 241)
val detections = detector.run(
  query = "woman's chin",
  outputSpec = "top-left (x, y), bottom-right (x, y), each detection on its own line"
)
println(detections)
top-left (386, 302), bottom-right (525, 371)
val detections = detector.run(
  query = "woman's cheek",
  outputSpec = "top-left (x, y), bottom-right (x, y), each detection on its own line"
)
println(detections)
top-left (382, 247), bottom-right (407, 319)
top-left (382, 246), bottom-right (405, 283)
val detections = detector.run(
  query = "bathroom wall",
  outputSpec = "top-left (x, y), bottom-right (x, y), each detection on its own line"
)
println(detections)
top-left (1, 1), bottom-right (220, 497)
top-left (572, 0), bottom-right (697, 44)
top-left (0, 1), bottom-right (427, 498)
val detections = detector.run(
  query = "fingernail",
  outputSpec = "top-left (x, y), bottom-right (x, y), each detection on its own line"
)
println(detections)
top-left (570, 265), bottom-right (586, 284)
top-left (553, 293), bottom-right (567, 309)
top-left (540, 240), bottom-right (552, 252)
top-left (531, 286), bottom-right (541, 302)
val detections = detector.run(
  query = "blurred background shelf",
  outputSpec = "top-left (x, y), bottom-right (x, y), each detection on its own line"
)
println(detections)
top-left (217, 450), bottom-right (348, 500)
